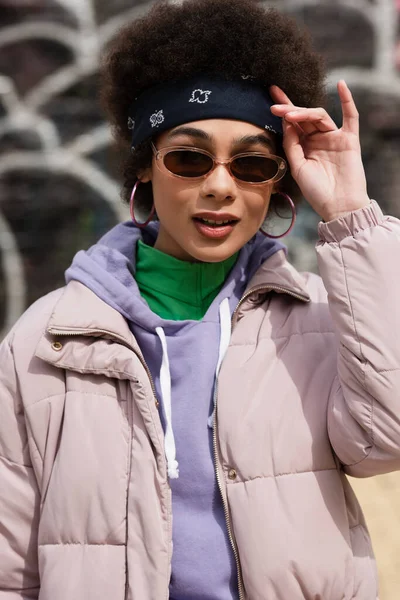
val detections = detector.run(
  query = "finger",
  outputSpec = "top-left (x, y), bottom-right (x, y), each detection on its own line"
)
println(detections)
top-left (269, 85), bottom-right (294, 107)
top-left (270, 87), bottom-right (318, 137)
top-left (284, 108), bottom-right (338, 133)
top-left (282, 121), bottom-right (305, 169)
top-left (271, 104), bottom-right (318, 135)
top-left (272, 105), bottom-right (323, 135)
top-left (271, 104), bottom-right (312, 117)
top-left (272, 105), bottom-right (336, 127)
top-left (338, 80), bottom-right (359, 135)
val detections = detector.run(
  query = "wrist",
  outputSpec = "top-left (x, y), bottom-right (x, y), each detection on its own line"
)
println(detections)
top-left (318, 200), bottom-right (383, 244)
top-left (321, 198), bottom-right (371, 223)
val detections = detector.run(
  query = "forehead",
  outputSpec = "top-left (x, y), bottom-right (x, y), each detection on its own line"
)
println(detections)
top-left (159, 118), bottom-right (276, 147)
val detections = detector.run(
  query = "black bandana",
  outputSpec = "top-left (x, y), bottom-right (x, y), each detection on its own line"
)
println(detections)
top-left (128, 74), bottom-right (283, 149)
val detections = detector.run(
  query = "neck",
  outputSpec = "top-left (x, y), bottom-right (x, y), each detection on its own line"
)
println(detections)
top-left (154, 226), bottom-right (197, 262)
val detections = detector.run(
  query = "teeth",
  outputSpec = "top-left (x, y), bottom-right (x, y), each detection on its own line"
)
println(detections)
top-left (201, 218), bottom-right (232, 225)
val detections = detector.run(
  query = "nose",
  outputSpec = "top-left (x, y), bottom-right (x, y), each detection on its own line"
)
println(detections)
top-left (199, 162), bottom-right (237, 202)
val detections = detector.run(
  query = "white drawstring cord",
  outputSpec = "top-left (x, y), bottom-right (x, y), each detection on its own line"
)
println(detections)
top-left (208, 298), bottom-right (232, 429)
top-left (156, 327), bottom-right (179, 479)
top-left (156, 298), bottom-right (231, 475)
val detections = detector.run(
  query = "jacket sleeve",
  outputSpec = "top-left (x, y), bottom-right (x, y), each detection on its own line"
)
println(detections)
top-left (0, 335), bottom-right (40, 598)
top-left (316, 200), bottom-right (400, 478)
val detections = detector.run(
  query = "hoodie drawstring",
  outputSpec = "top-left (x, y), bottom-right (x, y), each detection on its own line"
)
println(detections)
top-left (208, 297), bottom-right (232, 428)
top-left (156, 297), bottom-right (231, 478)
top-left (156, 326), bottom-right (179, 479)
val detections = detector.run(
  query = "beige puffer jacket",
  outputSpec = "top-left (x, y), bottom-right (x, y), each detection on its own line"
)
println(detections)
top-left (1, 201), bottom-right (399, 600)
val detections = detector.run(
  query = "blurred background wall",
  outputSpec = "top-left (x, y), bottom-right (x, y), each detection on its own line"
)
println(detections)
top-left (0, 0), bottom-right (399, 596)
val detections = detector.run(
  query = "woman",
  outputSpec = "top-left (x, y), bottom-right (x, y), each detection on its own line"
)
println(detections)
top-left (0, 0), bottom-right (399, 598)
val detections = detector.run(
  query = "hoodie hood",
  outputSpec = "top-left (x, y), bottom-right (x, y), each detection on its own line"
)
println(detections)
top-left (65, 219), bottom-right (285, 333)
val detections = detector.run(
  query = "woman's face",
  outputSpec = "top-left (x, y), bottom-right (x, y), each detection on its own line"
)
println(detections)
top-left (141, 119), bottom-right (278, 262)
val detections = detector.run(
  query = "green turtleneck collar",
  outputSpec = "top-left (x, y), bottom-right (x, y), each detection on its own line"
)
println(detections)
top-left (135, 240), bottom-right (238, 321)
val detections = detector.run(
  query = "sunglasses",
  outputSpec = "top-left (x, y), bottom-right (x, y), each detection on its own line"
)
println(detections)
top-left (151, 142), bottom-right (287, 184)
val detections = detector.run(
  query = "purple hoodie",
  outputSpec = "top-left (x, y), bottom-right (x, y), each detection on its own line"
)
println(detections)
top-left (66, 220), bottom-right (284, 600)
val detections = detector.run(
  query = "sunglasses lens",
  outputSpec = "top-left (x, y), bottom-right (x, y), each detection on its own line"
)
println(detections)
top-left (163, 150), bottom-right (213, 177)
top-left (231, 156), bottom-right (279, 183)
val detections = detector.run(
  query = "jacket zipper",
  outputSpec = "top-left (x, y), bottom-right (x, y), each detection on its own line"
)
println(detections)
top-left (124, 383), bottom-right (134, 600)
top-left (212, 284), bottom-right (309, 600)
top-left (213, 379), bottom-right (245, 600)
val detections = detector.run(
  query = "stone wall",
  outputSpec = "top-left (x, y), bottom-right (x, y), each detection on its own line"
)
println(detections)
top-left (0, 1), bottom-right (400, 597)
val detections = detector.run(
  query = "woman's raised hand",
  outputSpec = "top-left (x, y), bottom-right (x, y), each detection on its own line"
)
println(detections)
top-left (270, 81), bottom-right (370, 222)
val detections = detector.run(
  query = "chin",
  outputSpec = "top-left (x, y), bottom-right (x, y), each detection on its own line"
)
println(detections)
top-left (186, 240), bottom-right (241, 263)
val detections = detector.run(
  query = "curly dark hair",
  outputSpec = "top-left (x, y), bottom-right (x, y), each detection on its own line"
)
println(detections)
top-left (100, 0), bottom-right (326, 214)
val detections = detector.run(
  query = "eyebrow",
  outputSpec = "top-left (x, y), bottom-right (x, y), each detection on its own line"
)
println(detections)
top-left (233, 134), bottom-right (274, 152)
top-left (167, 127), bottom-right (212, 142)
top-left (167, 127), bottom-right (274, 151)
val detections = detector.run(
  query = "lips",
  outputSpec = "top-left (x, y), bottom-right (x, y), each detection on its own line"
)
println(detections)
top-left (192, 212), bottom-right (239, 240)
